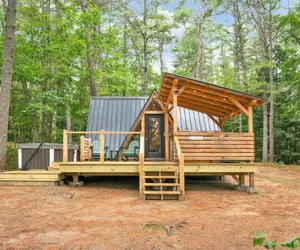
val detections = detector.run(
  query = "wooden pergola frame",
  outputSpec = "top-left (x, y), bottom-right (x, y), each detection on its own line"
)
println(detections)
top-left (159, 73), bottom-right (268, 133)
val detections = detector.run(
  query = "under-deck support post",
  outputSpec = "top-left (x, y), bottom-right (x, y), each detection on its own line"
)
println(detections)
top-left (100, 130), bottom-right (105, 163)
top-left (249, 172), bottom-right (254, 188)
top-left (248, 172), bottom-right (258, 194)
top-left (63, 130), bottom-right (68, 163)
top-left (239, 174), bottom-right (245, 185)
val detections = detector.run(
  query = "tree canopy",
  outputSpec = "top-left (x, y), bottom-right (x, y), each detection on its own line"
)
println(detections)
top-left (0, 0), bottom-right (299, 165)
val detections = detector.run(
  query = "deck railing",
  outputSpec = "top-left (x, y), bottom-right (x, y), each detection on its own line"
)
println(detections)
top-left (174, 131), bottom-right (255, 163)
top-left (63, 130), bottom-right (141, 163)
top-left (174, 136), bottom-right (185, 199)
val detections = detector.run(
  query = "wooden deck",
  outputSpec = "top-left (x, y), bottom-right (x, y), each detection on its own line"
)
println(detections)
top-left (0, 170), bottom-right (65, 186)
top-left (49, 161), bottom-right (257, 175)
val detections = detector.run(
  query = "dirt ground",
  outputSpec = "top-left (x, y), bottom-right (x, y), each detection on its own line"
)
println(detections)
top-left (0, 165), bottom-right (299, 250)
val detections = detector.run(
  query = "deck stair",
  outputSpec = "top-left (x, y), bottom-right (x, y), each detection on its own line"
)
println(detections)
top-left (0, 170), bottom-right (65, 186)
top-left (142, 167), bottom-right (181, 200)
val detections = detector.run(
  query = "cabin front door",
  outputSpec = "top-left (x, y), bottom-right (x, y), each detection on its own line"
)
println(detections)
top-left (145, 114), bottom-right (165, 159)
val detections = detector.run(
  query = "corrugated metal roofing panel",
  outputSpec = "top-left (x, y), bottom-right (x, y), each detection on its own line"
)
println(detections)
top-left (86, 96), bottom-right (220, 152)
top-left (87, 97), bottom-right (148, 151)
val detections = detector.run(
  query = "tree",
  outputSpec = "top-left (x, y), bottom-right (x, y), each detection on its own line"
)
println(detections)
top-left (0, 0), bottom-right (17, 170)
top-left (246, 0), bottom-right (279, 162)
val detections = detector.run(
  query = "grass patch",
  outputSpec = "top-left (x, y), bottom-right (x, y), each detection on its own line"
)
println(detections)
top-left (261, 162), bottom-right (300, 171)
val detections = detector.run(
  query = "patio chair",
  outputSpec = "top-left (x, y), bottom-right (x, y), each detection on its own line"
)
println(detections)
top-left (120, 140), bottom-right (139, 161)
top-left (91, 141), bottom-right (108, 161)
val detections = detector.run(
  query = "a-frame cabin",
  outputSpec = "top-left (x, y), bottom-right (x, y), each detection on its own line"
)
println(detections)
top-left (2, 73), bottom-right (267, 200)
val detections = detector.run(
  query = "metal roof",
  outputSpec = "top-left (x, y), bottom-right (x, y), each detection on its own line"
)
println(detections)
top-left (86, 96), bottom-right (219, 151)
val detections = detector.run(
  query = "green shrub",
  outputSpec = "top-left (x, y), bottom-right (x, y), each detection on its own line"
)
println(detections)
top-left (6, 142), bottom-right (18, 171)
top-left (253, 232), bottom-right (300, 249)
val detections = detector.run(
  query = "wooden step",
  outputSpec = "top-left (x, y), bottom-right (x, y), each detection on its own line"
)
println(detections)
top-left (144, 176), bottom-right (179, 179)
top-left (144, 183), bottom-right (180, 187)
top-left (144, 191), bottom-right (180, 195)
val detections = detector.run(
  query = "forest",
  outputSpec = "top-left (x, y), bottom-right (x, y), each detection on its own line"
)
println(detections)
top-left (0, 0), bottom-right (299, 169)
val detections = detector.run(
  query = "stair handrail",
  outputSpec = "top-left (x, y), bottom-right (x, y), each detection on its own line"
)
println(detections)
top-left (174, 136), bottom-right (185, 199)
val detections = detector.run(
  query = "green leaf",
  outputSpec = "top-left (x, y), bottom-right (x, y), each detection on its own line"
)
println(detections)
top-left (253, 232), bottom-right (266, 247)
top-left (265, 240), bottom-right (277, 249)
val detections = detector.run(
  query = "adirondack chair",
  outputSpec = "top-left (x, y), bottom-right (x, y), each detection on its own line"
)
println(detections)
top-left (91, 141), bottom-right (108, 161)
top-left (120, 140), bottom-right (139, 161)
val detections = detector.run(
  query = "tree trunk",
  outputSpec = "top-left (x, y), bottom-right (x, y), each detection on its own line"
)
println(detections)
top-left (159, 37), bottom-right (164, 76)
top-left (0, 0), bottom-right (17, 170)
top-left (32, 112), bottom-right (39, 142)
top-left (194, 12), bottom-right (204, 80)
top-left (262, 101), bottom-right (268, 162)
top-left (81, 0), bottom-right (98, 97)
top-left (66, 104), bottom-right (72, 144)
top-left (268, 3), bottom-right (274, 162)
top-left (142, 0), bottom-right (148, 95)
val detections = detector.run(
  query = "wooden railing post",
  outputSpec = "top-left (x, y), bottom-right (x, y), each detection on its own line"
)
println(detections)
top-left (139, 116), bottom-right (145, 199)
top-left (180, 153), bottom-right (185, 200)
top-left (87, 138), bottom-right (92, 161)
top-left (100, 130), bottom-right (105, 163)
top-left (80, 135), bottom-right (84, 162)
top-left (63, 130), bottom-right (68, 163)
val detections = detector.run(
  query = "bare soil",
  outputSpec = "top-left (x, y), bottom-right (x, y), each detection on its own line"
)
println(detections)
top-left (0, 165), bottom-right (299, 250)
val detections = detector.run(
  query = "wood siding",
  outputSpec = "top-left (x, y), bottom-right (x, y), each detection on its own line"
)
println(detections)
top-left (175, 132), bottom-right (255, 162)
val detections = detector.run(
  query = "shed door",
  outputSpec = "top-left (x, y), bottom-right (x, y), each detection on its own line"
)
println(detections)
top-left (145, 114), bottom-right (165, 159)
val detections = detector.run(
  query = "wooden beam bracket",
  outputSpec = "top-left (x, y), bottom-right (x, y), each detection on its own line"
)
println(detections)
top-left (228, 96), bottom-right (249, 117)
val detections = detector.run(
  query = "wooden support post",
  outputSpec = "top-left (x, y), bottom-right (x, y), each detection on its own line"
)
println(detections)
top-left (63, 130), bottom-right (68, 163)
top-left (248, 105), bottom-right (253, 133)
top-left (248, 105), bottom-right (254, 163)
top-left (139, 116), bottom-right (145, 199)
top-left (220, 117), bottom-right (226, 132)
top-left (173, 80), bottom-right (178, 134)
top-left (249, 172), bottom-right (254, 188)
top-left (165, 111), bottom-right (169, 161)
top-left (72, 175), bottom-right (79, 183)
top-left (239, 174), bottom-right (245, 185)
top-left (100, 130), bottom-right (105, 163)
top-left (179, 153), bottom-right (185, 200)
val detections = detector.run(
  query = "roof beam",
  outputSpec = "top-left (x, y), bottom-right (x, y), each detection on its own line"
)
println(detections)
top-left (178, 96), bottom-right (234, 113)
top-left (227, 96), bottom-right (249, 117)
top-left (161, 84), bottom-right (241, 106)
top-left (165, 79), bottom-right (178, 108)
top-left (177, 101), bottom-right (228, 117)
top-left (164, 79), bottom-right (251, 104)
top-left (206, 113), bottom-right (221, 127)
top-left (178, 80), bottom-right (190, 95)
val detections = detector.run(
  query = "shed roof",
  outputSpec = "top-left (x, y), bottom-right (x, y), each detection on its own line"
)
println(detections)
top-left (159, 72), bottom-right (268, 119)
top-left (86, 95), bottom-right (219, 151)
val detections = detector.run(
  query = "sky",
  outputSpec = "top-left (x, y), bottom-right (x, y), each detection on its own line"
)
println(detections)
top-left (152, 0), bottom-right (299, 73)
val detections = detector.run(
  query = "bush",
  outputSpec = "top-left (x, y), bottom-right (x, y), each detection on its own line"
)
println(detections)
top-left (253, 232), bottom-right (300, 249)
top-left (6, 142), bottom-right (18, 171)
